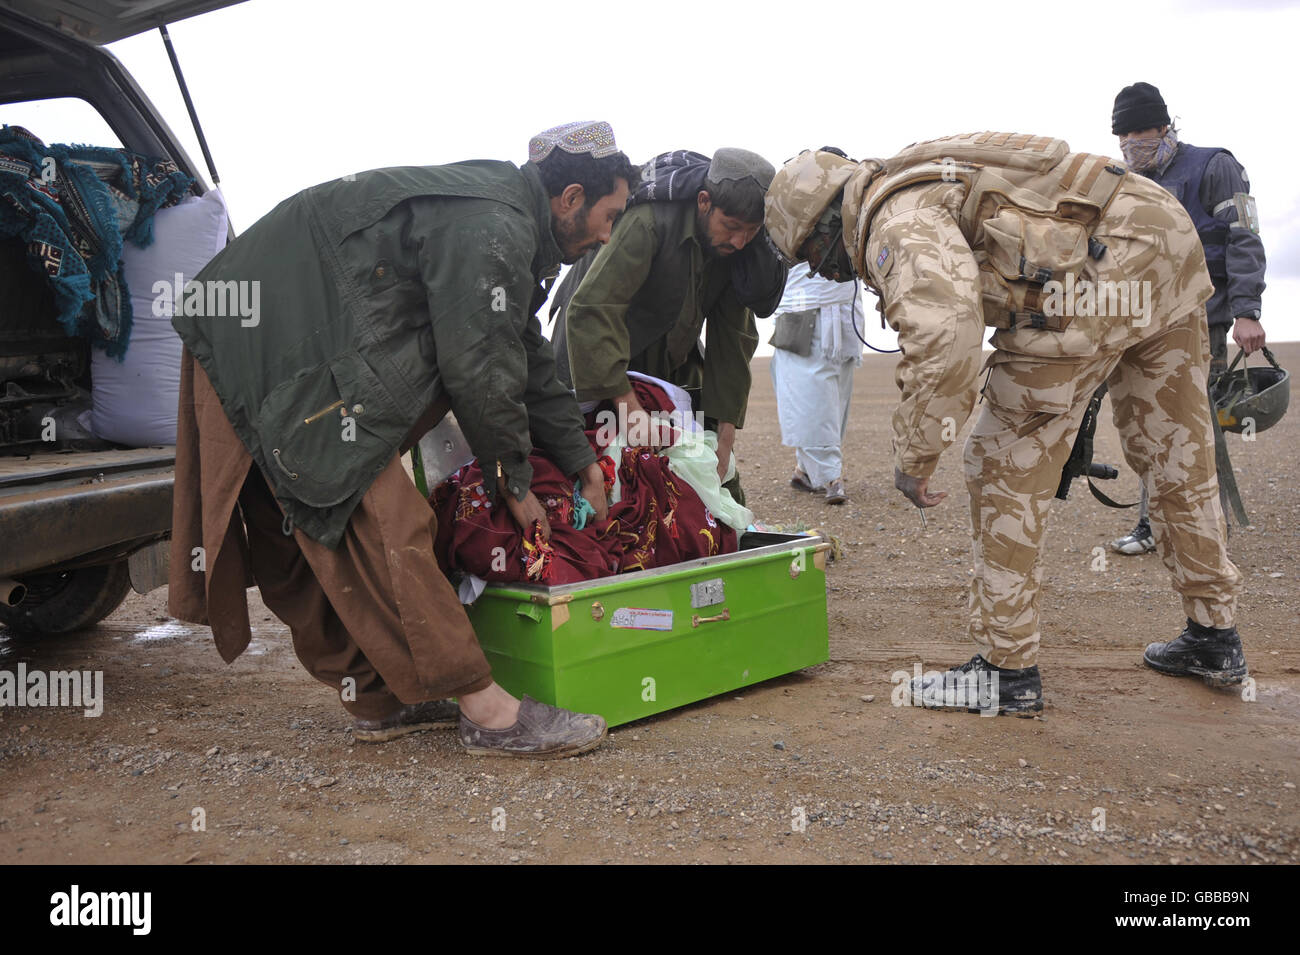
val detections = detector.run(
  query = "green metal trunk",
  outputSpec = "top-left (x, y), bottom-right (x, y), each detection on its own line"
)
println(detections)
top-left (466, 533), bottom-right (831, 727)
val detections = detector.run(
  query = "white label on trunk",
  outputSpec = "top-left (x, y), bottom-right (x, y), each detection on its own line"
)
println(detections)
top-left (610, 608), bottom-right (674, 631)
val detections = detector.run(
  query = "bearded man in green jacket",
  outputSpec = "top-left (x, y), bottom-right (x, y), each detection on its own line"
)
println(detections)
top-left (549, 147), bottom-right (780, 502)
top-left (168, 121), bottom-right (636, 758)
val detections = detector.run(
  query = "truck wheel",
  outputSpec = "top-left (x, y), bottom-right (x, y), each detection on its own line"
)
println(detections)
top-left (0, 561), bottom-right (133, 636)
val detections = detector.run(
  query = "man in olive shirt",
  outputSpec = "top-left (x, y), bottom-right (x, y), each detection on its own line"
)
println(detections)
top-left (550, 148), bottom-right (779, 498)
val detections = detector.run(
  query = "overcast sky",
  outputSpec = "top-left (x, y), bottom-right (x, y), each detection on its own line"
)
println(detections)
top-left (10, 0), bottom-right (1298, 346)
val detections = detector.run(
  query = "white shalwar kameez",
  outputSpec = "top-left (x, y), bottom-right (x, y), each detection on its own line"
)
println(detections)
top-left (769, 270), bottom-right (864, 489)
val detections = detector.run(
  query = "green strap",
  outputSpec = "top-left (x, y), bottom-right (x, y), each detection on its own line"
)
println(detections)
top-left (1211, 409), bottom-right (1250, 527)
top-left (409, 444), bottom-right (429, 499)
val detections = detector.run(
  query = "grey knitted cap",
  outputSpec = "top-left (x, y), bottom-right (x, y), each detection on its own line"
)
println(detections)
top-left (709, 147), bottom-right (775, 190)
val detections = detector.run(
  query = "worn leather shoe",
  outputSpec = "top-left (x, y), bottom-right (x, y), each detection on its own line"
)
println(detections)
top-left (1144, 620), bottom-right (1248, 686)
top-left (824, 478), bottom-right (847, 505)
top-left (908, 654), bottom-right (1043, 717)
top-left (460, 695), bottom-right (607, 759)
top-left (351, 699), bottom-right (461, 743)
top-left (790, 468), bottom-right (822, 493)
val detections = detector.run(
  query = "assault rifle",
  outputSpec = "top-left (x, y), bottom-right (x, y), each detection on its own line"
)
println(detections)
top-left (1056, 383), bottom-right (1132, 507)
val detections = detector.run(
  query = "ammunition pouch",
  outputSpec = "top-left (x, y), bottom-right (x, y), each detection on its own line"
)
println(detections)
top-left (977, 209), bottom-right (1091, 332)
top-left (965, 151), bottom-right (1126, 333)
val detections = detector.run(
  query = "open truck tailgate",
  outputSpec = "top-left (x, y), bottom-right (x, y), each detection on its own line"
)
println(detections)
top-left (1, 1), bottom-right (248, 44)
top-left (0, 447), bottom-right (173, 578)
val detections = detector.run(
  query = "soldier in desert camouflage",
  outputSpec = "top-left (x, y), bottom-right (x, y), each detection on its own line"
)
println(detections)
top-left (765, 133), bottom-right (1247, 715)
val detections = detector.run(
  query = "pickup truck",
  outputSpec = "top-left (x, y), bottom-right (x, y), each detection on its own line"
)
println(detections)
top-left (0, 1), bottom-right (239, 633)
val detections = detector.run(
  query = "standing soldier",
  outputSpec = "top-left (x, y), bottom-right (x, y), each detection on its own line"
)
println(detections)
top-left (1108, 82), bottom-right (1267, 555)
top-left (765, 134), bottom-right (1247, 715)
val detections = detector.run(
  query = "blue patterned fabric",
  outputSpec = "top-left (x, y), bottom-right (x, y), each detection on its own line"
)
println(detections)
top-left (571, 479), bottom-right (597, 530)
top-left (0, 125), bottom-right (194, 358)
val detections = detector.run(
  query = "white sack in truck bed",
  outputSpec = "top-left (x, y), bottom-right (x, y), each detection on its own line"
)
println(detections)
top-left (91, 189), bottom-right (228, 446)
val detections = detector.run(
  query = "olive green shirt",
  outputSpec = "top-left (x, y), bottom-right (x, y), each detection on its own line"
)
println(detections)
top-left (558, 201), bottom-right (759, 427)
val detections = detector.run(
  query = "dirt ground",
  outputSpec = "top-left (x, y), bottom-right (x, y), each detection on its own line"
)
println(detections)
top-left (3, 343), bottom-right (1297, 866)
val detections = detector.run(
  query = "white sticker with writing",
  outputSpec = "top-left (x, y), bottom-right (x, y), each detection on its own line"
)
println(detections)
top-left (610, 608), bottom-right (674, 631)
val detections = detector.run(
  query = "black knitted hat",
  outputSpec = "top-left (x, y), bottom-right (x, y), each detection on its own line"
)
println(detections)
top-left (1112, 82), bottom-right (1171, 135)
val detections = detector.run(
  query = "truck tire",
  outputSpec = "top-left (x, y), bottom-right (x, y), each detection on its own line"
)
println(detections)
top-left (0, 561), bottom-right (133, 636)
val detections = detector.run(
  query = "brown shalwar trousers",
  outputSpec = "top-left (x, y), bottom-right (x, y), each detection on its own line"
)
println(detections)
top-left (169, 350), bottom-right (491, 721)
top-left (237, 462), bottom-right (492, 720)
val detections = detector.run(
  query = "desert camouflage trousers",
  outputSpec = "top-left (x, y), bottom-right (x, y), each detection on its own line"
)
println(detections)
top-left (867, 178), bottom-right (1240, 668)
top-left (967, 304), bottom-right (1240, 667)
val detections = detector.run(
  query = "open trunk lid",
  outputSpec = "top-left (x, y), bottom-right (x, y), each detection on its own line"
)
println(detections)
top-left (1, 0), bottom-right (248, 45)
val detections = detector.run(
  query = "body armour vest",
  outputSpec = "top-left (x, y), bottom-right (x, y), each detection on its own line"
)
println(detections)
top-left (1153, 143), bottom-right (1230, 283)
top-left (841, 132), bottom-right (1129, 331)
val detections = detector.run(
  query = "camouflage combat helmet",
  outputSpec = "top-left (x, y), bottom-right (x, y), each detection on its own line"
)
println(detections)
top-left (764, 149), bottom-right (859, 262)
top-left (1211, 347), bottom-right (1290, 434)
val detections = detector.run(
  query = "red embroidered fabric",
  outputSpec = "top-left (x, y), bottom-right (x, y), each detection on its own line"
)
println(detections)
top-left (431, 382), bottom-right (736, 584)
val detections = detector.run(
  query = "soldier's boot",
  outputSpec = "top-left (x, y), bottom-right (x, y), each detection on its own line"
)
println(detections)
top-left (1143, 620), bottom-right (1248, 687)
top-left (908, 654), bottom-right (1043, 717)
top-left (1111, 519), bottom-right (1156, 555)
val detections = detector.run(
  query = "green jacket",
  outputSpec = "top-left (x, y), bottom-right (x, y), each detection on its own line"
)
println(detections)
top-left (173, 160), bottom-right (594, 548)
top-left (551, 201), bottom-right (759, 426)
